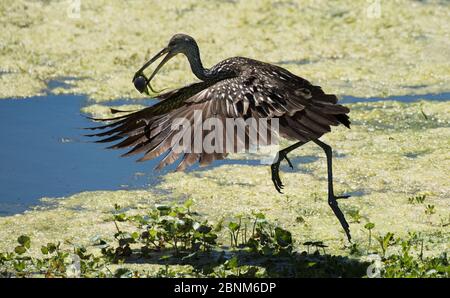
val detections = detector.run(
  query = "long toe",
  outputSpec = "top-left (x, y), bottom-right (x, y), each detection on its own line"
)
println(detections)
top-left (271, 176), bottom-right (283, 193)
top-left (271, 163), bottom-right (284, 193)
top-left (284, 155), bottom-right (294, 169)
top-left (335, 194), bottom-right (351, 200)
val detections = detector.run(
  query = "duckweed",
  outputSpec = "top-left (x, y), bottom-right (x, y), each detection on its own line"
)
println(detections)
top-left (1, 0), bottom-right (449, 100)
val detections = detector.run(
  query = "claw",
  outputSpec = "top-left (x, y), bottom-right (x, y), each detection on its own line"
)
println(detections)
top-left (272, 178), bottom-right (283, 193)
top-left (270, 152), bottom-right (295, 193)
top-left (271, 163), bottom-right (284, 193)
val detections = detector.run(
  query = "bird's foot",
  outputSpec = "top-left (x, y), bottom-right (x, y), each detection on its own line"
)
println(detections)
top-left (271, 152), bottom-right (294, 193)
top-left (328, 194), bottom-right (352, 242)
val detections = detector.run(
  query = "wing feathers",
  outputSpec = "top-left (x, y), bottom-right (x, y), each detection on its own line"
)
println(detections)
top-left (86, 65), bottom-right (349, 170)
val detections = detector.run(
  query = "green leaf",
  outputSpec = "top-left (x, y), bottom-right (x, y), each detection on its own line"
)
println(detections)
top-left (228, 222), bottom-right (240, 231)
top-left (114, 213), bottom-right (127, 222)
top-left (384, 232), bottom-right (394, 247)
top-left (184, 198), bottom-right (194, 209)
top-left (14, 261), bottom-right (26, 272)
top-left (226, 256), bottom-right (239, 269)
top-left (41, 246), bottom-right (49, 254)
top-left (47, 243), bottom-right (57, 253)
top-left (156, 204), bottom-right (171, 211)
top-left (364, 223), bottom-right (375, 230)
top-left (275, 227), bottom-right (292, 247)
top-left (149, 229), bottom-right (158, 238)
top-left (17, 235), bottom-right (31, 249)
top-left (253, 212), bottom-right (266, 220)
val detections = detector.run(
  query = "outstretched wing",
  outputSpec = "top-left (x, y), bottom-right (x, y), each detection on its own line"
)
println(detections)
top-left (181, 65), bottom-right (349, 142)
top-left (86, 67), bottom-right (349, 170)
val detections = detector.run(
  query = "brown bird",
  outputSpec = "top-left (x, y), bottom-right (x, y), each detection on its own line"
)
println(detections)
top-left (86, 34), bottom-right (352, 241)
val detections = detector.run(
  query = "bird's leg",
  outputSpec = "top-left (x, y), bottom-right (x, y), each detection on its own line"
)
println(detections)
top-left (271, 141), bottom-right (306, 193)
top-left (312, 139), bottom-right (352, 242)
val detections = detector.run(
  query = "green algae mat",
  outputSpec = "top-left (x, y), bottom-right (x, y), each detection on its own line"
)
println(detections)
top-left (1, 100), bottom-right (448, 277)
top-left (1, 0), bottom-right (449, 100)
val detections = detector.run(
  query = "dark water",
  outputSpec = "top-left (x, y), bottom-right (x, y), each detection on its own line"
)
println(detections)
top-left (0, 91), bottom-right (448, 216)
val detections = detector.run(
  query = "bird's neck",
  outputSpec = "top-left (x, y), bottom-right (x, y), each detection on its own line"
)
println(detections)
top-left (186, 45), bottom-right (211, 81)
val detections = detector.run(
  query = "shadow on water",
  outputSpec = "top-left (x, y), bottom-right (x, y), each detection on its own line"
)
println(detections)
top-left (0, 89), bottom-right (448, 215)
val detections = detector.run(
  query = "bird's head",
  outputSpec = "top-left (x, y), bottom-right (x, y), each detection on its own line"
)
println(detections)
top-left (133, 34), bottom-right (198, 94)
top-left (167, 33), bottom-right (198, 55)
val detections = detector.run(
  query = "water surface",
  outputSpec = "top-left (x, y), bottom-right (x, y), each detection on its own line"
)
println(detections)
top-left (0, 94), bottom-right (158, 215)
top-left (0, 92), bottom-right (448, 215)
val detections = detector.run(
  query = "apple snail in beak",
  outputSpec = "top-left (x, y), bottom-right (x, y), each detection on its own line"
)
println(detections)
top-left (133, 75), bottom-right (148, 93)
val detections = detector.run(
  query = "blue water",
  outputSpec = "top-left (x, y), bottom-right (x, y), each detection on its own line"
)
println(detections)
top-left (0, 91), bottom-right (448, 216)
top-left (0, 94), bottom-right (161, 215)
top-left (340, 92), bottom-right (450, 104)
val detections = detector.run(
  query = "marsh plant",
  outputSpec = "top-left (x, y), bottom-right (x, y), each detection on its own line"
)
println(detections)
top-left (303, 241), bottom-right (328, 254)
top-left (108, 200), bottom-right (219, 260)
top-left (424, 205), bottom-right (436, 215)
top-left (408, 194), bottom-right (427, 204)
top-left (364, 222), bottom-right (375, 251)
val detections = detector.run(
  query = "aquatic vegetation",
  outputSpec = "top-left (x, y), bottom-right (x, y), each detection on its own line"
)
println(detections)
top-left (80, 104), bottom-right (146, 119)
top-left (376, 232), bottom-right (395, 258)
top-left (347, 208), bottom-right (362, 224)
top-left (364, 222), bottom-right (375, 251)
top-left (0, 202), bottom-right (447, 278)
top-left (380, 238), bottom-right (448, 278)
top-left (408, 194), bottom-right (427, 204)
top-left (425, 205), bottom-right (436, 216)
top-left (2, 98), bottom-right (449, 271)
top-left (0, 0), bottom-right (448, 279)
top-left (1, 0), bottom-right (449, 100)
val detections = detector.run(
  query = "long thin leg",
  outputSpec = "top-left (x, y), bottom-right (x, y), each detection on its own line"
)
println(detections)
top-left (271, 141), bottom-right (307, 193)
top-left (312, 139), bottom-right (352, 241)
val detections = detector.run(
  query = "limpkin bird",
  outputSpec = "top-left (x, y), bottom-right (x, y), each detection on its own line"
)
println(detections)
top-left (86, 34), bottom-right (352, 240)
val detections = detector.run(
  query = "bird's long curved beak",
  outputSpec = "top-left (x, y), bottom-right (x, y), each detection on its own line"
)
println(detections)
top-left (133, 47), bottom-right (175, 93)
